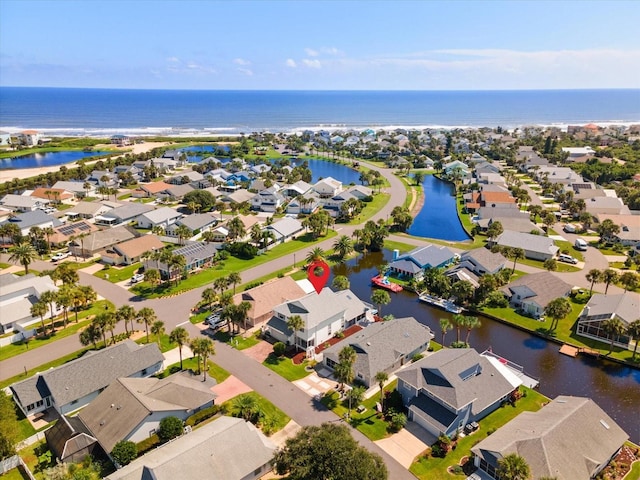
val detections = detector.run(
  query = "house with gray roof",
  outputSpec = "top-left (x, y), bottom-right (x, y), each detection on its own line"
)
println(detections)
top-left (65, 201), bottom-right (113, 221)
top-left (322, 317), bottom-right (433, 387)
top-left (136, 206), bottom-right (182, 229)
top-left (286, 192), bottom-right (321, 215)
top-left (0, 273), bottom-right (60, 334)
top-left (96, 203), bottom-right (154, 226)
top-left (166, 213), bottom-right (218, 237)
top-left (10, 340), bottom-right (163, 416)
top-left (389, 244), bottom-right (456, 280)
top-left (493, 230), bottom-right (559, 261)
top-left (162, 183), bottom-right (194, 200)
top-left (144, 241), bottom-right (219, 280)
top-left (501, 272), bottom-right (573, 319)
top-left (78, 372), bottom-right (216, 454)
top-left (576, 292), bottom-right (640, 350)
top-left (45, 414), bottom-right (98, 463)
top-left (69, 225), bottom-right (138, 257)
top-left (0, 210), bottom-right (62, 236)
top-left (167, 170), bottom-right (204, 185)
top-left (266, 288), bottom-right (370, 355)
top-left (453, 247), bottom-right (506, 276)
top-left (282, 180), bottom-right (312, 198)
top-left (52, 181), bottom-right (94, 198)
top-left (266, 216), bottom-right (304, 244)
top-left (397, 348), bottom-right (522, 438)
top-left (0, 194), bottom-right (45, 212)
top-left (313, 177), bottom-right (342, 198)
top-left (105, 416), bottom-right (276, 480)
top-left (471, 396), bottom-right (628, 480)
top-left (250, 186), bottom-right (286, 212)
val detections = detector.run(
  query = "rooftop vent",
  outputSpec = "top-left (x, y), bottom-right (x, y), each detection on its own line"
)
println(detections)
top-left (600, 420), bottom-right (610, 429)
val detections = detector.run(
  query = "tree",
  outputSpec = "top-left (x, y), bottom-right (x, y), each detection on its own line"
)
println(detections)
top-left (158, 416), bottom-right (183, 442)
top-left (585, 269), bottom-right (603, 295)
top-left (464, 316), bottom-right (481, 346)
top-left (115, 304), bottom-right (136, 336)
top-left (287, 314), bottom-right (304, 352)
top-left (274, 423), bottom-right (388, 480)
top-left (544, 297), bottom-right (572, 333)
top-left (390, 206), bottom-right (413, 232)
top-left (213, 276), bottom-right (230, 297)
top-left (227, 272), bottom-right (242, 294)
top-left (332, 275), bottom-right (350, 291)
top-left (414, 171), bottom-right (425, 185)
top-left (602, 269), bottom-right (619, 294)
top-left (333, 235), bottom-right (354, 261)
top-left (198, 338), bottom-right (215, 381)
top-left (597, 219), bottom-right (620, 243)
top-left (439, 318), bottom-right (452, 347)
top-left (451, 314), bottom-right (465, 343)
top-left (201, 287), bottom-right (217, 311)
top-left (52, 263), bottom-right (79, 286)
top-left (619, 271), bottom-right (639, 292)
top-left (175, 224), bottom-right (191, 245)
top-left (169, 327), bottom-right (189, 370)
top-left (335, 346), bottom-right (357, 388)
top-left (374, 371), bottom-right (388, 410)
top-left (627, 319), bottom-right (640, 361)
top-left (542, 211), bottom-right (557, 231)
top-left (506, 247), bottom-right (525, 274)
top-left (31, 301), bottom-right (48, 334)
top-left (144, 268), bottom-right (161, 291)
top-left (226, 216), bottom-right (246, 242)
top-left (79, 322), bottom-right (102, 349)
top-left (486, 221), bottom-right (503, 242)
top-left (151, 320), bottom-right (165, 347)
top-left (450, 280), bottom-right (474, 306)
top-left (0, 393), bottom-right (19, 460)
top-left (40, 290), bottom-right (58, 334)
top-left (371, 289), bottom-right (391, 317)
top-left (8, 242), bottom-right (37, 274)
top-left (305, 246), bottom-right (325, 265)
top-left (168, 254), bottom-right (186, 285)
top-left (111, 440), bottom-right (137, 466)
top-left (602, 317), bottom-right (626, 354)
top-left (136, 307), bottom-right (157, 343)
top-left (182, 189), bottom-right (216, 212)
top-left (543, 258), bottom-right (557, 271)
top-left (497, 453), bottom-right (531, 480)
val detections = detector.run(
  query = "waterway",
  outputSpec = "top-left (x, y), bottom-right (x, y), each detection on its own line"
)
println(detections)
top-left (0, 150), bottom-right (108, 169)
top-left (407, 175), bottom-right (470, 241)
top-left (332, 250), bottom-right (640, 442)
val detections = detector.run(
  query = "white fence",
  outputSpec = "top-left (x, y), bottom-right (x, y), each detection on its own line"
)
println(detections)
top-left (0, 455), bottom-right (36, 479)
top-left (0, 329), bottom-right (37, 348)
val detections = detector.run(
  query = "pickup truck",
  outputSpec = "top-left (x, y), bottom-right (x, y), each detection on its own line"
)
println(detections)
top-left (131, 273), bottom-right (145, 284)
top-left (51, 252), bottom-right (71, 262)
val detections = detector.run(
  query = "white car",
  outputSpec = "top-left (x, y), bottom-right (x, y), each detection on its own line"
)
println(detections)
top-left (51, 252), bottom-right (71, 262)
top-left (131, 273), bottom-right (145, 284)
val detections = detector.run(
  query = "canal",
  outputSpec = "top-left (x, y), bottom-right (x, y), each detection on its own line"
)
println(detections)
top-left (332, 250), bottom-right (640, 442)
top-left (0, 150), bottom-right (108, 169)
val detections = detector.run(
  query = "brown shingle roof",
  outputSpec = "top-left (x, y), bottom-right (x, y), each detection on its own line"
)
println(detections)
top-left (113, 235), bottom-right (165, 259)
top-left (233, 276), bottom-right (306, 322)
top-left (140, 182), bottom-right (171, 194)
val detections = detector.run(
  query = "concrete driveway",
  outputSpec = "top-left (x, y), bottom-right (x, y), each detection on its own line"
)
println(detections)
top-left (375, 421), bottom-right (434, 468)
top-left (293, 372), bottom-right (339, 398)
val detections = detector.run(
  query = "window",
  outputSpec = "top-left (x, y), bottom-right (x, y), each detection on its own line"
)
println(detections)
top-left (327, 324), bottom-right (332, 336)
top-left (141, 368), bottom-right (147, 376)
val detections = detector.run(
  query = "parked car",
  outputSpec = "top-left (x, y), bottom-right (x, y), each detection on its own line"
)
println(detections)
top-left (558, 254), bottom-right (578, 264)
top-left (131, 273), bottom-right (145, 284)
top-left (575, 238), bottom-right (588, 251)
top-left (563, 224), bottom-right (577, 233)
top-left (206, 312), bottom-right (224, 330)
top-left (51, 252), bottom-right (71, 262)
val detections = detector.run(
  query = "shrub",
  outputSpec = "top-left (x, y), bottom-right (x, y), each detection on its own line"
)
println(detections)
top-left (412, 353), bottom-right (425, 362)
top-left (185, 404), bottom-right (220, 427)
top-left (136, 434), bottom-right (160, 455)
top-left (334, 331), bottom-right (345, 339)
top-left (111, 440), bottom-right (137, 466)
top-left (431, 443), bottom-right (446, 458)
top-left (451, 465), bottom-right (464, 475)
top-left (217, 250), bottom-right (230, 261)
top-left (158, 416), bottom-right (183, 442)
top-left (273, 342), bottom-right (286, 357)
top-left (485, 290), bottom-right (508, 308)
top-left (387, 411), bottom-right (407, 433)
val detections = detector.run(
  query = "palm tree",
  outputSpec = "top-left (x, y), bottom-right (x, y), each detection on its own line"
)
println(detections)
top-left (40, 290), bottom-right (58, 334)
top-left (627, 319), bottom-right (640, 361)
top-left (602, 269), bottom-right (619, 294)
top-left (43, 226), bottom-right (55, 253)
top-left (496, 453), bottom-right (531, 480)
top-left (464, 316), bottom-right (481, 346)
top-left (602, 317), bottom-right (626, 354)
top-left (175, 225), bottom-right (191, 245)
top-left (260, 229), bottom-right (275, 249)
top-left (168, 254), bottom-right (186, 285)
top-left (508, 247), bottom-right (525, 274)
top-left (335, 345), bottom-right (356, 389)
top-left (544, 297), bottom-right (572, 333)
top-left (115, 305), bottom-right (136, 335)
top-left (226, 216), bottom-right (246, 242)
top-left (374, 371), bottom-right (389, 409)
top-left (151, 320), bottom-right (165, 348)
top-left (332, 275), bottom-right (350, 291)
top-left (136, 307), bottom-right (157, 343)
top-left (169, 327), bottom-right (190, 370)
top-left (144, 269), bottom-right (161, 291)
top-left (56, 285), bottom-right (73, 329)
top-left (102, 311), bottom-right (117, 345)
top-left (235, 300), bottom-right (252, 332)
top-left (249, 223), bottom-right (262, 246)
top-left (305, 247), bottom-right (325, 265)
top-left (30, 301), bottom-right (48, 334)
top-left (585, 269), bottom-right (603, 295)
top-left (439, 318), bottom-right (452, 347)
top-left (371, 289), bottom-right (391, 317)
top-left (9, 242), bottom-right (37, 274)
top-left (70, 287), bottom-right (85, 324)
top-left (333, 235), bottom-right (354, 261)
top-left (227, 272), bottom-right (242, 295)
top-left (213, 276), bottom-right (230, 297)
top-left (199, 338), bottom-right (215, 381)
top-left (186, 200), bottom-right (201, 214)
top-left (287, 314), bottom-right (304, 352)
top-left (201, 287), bottom-right (217, 311)
top-left (452, 314), bottom-right (464, 343)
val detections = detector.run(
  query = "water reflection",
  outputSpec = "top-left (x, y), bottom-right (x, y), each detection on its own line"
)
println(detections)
top-left (332, 249), bottom-right (640, 441)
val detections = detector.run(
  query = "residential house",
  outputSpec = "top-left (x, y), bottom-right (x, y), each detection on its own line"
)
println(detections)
top-left (10, 340), bottom-right (163, 416)
top-left (69, 225), bottom-right (138, 258)
top-left (0, 130), bottom-right (12, 146)
top-left (576, 293), bottom-right (640, 350)
top-left (597, 214), bottom-right (640, 247)
top-left (49, 221), bottom-right (99, 247)
top-left (396, 348), bottom-right (522, 438)
top-left (0, 194), bottom-right (45, 212)
top-left (136, 181), bottom-right (172, 198)
top-left (31, 187), bottom-right (75, 203)
top-left (151, 157), bottom-right (178, 173)
top-left (322, 317), bottom-right (434, 387)
top-left (224, 189), bottom-right (254, 206)
top-left (251, 186), bottom-right (286, 212)
top-left (266, 288), bottom-right (370, 354)
top-left (453, 248), bottom-right (507, 276)
top-left (471, 396), bottom-right (628, 480)
top-left (0, 210), bottom-right (61, 237)
top-left (167, 170), bottom-right (204, 185)
top-left (249, 163), bottom-right (271, 175)
top-left (562, 146), bottom-right (596, 161)
top-left (52, 181), bottom-right (93, 199)
top-left (110, 134), bottom-right (132, 146)
top-left (87, 170), bottom-right (118, 187)
top-left (95, 203), bottom-right (154, 226)
top-left (45, 415), bottom-right (98, 464)
top-left (0, 273), bottom-right (60, 334)
top-left (104, 416), bottom-right (276, 480)
top-left (388, 244), bottom-right (456, 280)
top-left (492, 230), bottom-right (559, 261)
top-left (501, 272), bottom-right (573, 319)
top-left (313, 177), bottom-right (343, 198)
top-left (144, 241), bottom-right (219, 280)
top-left (265, 216), bottom-right (304, 244)
top-left (166, 213), bottom-right (218, 238)
top-left (535, 166), bottom-right (583, 185)
top-left (114, 165), bottom-right (143, 183)
top-left (18, 130), bottom-right (42, 146)
top-left (65, 201), bottom-right (113, 222)
top-left (78, 373), bottom-right (216, 455)
top-left (444, 160), bottom-right (471, 177)
top-left (585, 196), bottom-right (630, 216)
top-left (346, 185), bottom-right (373, 200)
top-left (232, 276), bottom-right (307, 327)
top-left (102, 234), bottom-right (164, 265)
top-left (137, 207), bottom-right (182, 230)
top-left (286, 193), bottom-right (321, 215)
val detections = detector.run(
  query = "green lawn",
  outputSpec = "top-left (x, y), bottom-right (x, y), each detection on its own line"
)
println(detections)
top-left (383, 239), bottom-right (416, 254)
top-left (0, 262), bottom-right (11, 269)
top-left (213, 330), bottom-right (261, 350)
top-left (0, 300), bottom-right (113, 362)
top-left (158, 357), bottom-right (230, 383)
top-left (554, 239), bottom-right (585, 262)
top-left (262, 353), bottom-right (310, 381)
top-left (410, 387), bottom-right (547, 479)
top-left (221, 391), bottom-right (290, 435)
top-left (190, 311), bottom-right (209, 324)
top-left (136, 333), bottom-right (176, 353)
top-left (627, 459), bottom-right (640, 480)
top-left (131, 231), bottom-right (337, 298)
top-left (346, 192), bottom-right (390, 225)
top-left (94, 263), bottom-right (141, 283)
top-left (514, 255), bottom-right (580, 273)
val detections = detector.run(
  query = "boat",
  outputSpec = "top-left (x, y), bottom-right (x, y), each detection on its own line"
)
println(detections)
top-left (418, 293), bottom-right (463, 314)
top-left (371, 275), bottom-right (403, 293)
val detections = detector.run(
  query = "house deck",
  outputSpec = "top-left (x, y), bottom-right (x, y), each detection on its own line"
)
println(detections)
top-left (481, 349), bottom-right (539, 389)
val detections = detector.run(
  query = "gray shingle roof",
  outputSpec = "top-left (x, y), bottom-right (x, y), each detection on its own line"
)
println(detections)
top-left (107, 203), bottom-right (155, 222)
top-left (502, 272), bottom-right (573, 310)
top-left (393, 244), bottom-right (455, 269)
top-left (495, 230), bottom-right (559, 256)
top-left (267, 217), bottom-right (303, 238)
top-left (10, 340), bottom-right (163, 410)
top-left (581, 293), bottom-right (640, 326)
top-left (460, 247), bottom-right (506, 274)
top-left (471, 396), bottom-right (628, 480)
top-left (175, 213), bottom-right (218, 231)
top-left (0, 210), bottom-right (61, 230)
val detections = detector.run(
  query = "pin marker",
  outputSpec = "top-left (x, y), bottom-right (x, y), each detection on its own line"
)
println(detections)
top-left (307, 259), bottom-right (330, 294)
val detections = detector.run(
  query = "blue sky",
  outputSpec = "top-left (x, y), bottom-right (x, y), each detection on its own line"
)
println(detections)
top-left (1, 0), bottom-right (639, 90)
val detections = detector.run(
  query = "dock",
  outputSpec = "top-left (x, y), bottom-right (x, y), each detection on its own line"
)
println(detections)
top-left (559, 344), bottom-right (579, 357)
top-left (371, 275), bottom-right (403, 293)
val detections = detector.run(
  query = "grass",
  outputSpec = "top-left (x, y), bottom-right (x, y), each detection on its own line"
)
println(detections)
top-left (514, 255), bottom-right (580, 273)
top-left (190, 311), bottom-right (210, 324)
top-left (157, 356), bottom-right (230, 383)
top-left (0, 261), bottom-right (11, 269)
top-left (117, 192), bottom-right (132, 200)
top-left (321, 379), bottom-right (399, 441)
top-left (0, 467), bottom-right (30, 480)
top-left (410, 387), bottom-right (547, 479)
top-left (346, 192), bottom-right (390, 225)
top-left (14, 396), bottom-right (37, 440)
top-left (383, 239), bottom-right (416, 254)
top-left (221, 391), bottom-right (290, 435)
top-left (627, 459), bottom-right (640, 480)
top-left (131, 231), bottom-right (337, 298)
top-left (213, 330), bottom-right (261, 350)
top-left (555, 239), bottom-right (585, 262)
top-left (262, 353), bottom-right (310, 381)
top-left (0, 300), bottom-right (113, 362)
top-left (94, 263), bottom-right (141, 283)
top-left (135, 333), bottom-right (176, 353)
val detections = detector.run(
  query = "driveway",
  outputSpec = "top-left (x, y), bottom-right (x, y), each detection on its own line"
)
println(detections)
top-left (242, 340), bottom-right (274, 363)
top-left (293, 372), bottom-right (340, 398)
top-left (375, 421), bottom-right (434, 468)
top-left (210, 375), bottom-right (253, 404)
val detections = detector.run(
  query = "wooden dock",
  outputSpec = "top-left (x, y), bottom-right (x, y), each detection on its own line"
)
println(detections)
top-left (559, 344), bottom-right (579, 357)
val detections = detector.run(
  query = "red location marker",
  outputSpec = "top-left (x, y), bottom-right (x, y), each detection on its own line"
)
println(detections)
top-left (307, 259), bottom-right (330, 294)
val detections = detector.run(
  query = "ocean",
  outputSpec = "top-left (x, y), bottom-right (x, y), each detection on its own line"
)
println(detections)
top-left (0, 87), bottom-right (639, 137)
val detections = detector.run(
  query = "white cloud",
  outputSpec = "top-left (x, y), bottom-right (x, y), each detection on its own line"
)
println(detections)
top-left (237, 67), bottom-right (253, 76)
top-left (285, 58), bottom-right (297, 68)
top-left (305, 47), bottom-right (343, 57)
top-left (302, 59), bottom-right (321, 69)
top-left (233, 58), bottom-right (251, 66)
top-left (305, 48), bottom-right (318, 57)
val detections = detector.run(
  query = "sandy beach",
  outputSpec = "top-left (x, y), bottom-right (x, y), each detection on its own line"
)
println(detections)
top-left (0, 142), bottom-right (170, 183)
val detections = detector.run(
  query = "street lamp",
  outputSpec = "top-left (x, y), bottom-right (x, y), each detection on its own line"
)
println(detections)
top-left (293, 253), bottom-right (296, 268)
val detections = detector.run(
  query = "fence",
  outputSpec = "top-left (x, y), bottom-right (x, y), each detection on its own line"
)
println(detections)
top-left (0, 455), bottom-right (37, 479)
top-left (0, 329), bottom-right (37, 348)
top-left (16, 430), bottom-right (48, 450)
